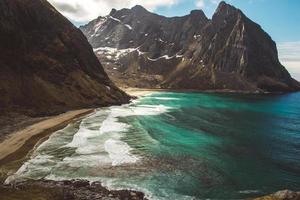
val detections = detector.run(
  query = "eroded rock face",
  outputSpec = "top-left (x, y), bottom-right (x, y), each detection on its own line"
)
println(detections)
top-left (80, 1), bottom-right (300, 92)
top-left (0, 0), bottom-right (130, 116)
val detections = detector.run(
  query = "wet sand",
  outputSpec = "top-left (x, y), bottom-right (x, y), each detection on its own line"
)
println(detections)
top-left (122, 87), bottom-right (159, 97)
top-left (122, 87), bottom-right (267, 98)
top-left (0, 109), bottom-right (94, 162)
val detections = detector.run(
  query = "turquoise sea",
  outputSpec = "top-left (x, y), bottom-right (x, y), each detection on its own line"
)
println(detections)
top-left (7, 92), bottom-right (300, 199)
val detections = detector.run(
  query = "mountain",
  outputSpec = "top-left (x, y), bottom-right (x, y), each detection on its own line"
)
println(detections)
top-left (80, 1), bottom-right (300, 92)
top-left (0, 0), bottom-right (130, 116)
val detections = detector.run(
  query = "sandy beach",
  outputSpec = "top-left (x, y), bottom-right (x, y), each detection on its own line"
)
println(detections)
top-left (0, 109), bottom-right (94, 162)
top-left (0, 87), bottom-right (263, 164)
top-left (0, 88), bottom-right (155, 167)
top-left (122, 87), bottom-right (161, 97)
top-left (0, 88), bottom-right (154, 166)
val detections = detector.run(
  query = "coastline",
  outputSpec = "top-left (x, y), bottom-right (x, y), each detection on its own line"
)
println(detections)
top-left (0, 105), bottom-right (149, 199)
top-left (121, 87), bottom-right (295, 97)
top-left (0, 90), bottom-right (298, 200)
top-left (0, 87), bottom-right (272, 165)
top-left (122, 87), bottom-right (159, 97)
top-left (0, 106), bottom-right (148, 200)
top-left (0, 87), bottom-right (289, 167)
top-left (0, 90), bottom-right (153, 199)
top-left (0, 109), bottom-right (94, 165)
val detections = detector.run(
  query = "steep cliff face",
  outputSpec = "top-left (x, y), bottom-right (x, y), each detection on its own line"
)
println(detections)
top-left (0, 0), bottom-right (130, 116)
top-left (81, 5), bottom-right (208, 57)
top-left (80, 5), bottom-right (209, 88)
top-left (181, 2), bottom-right (299, 92)
top-left (80, 1), bottom-right (300, 92)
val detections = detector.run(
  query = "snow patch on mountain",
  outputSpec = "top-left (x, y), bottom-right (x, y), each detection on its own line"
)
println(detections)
top-left (109, 16), bottom-right (121, 23)
top-left (93, 47), bottom-right (146, 60)
top-left (124, 24), bottom-right (133, 30)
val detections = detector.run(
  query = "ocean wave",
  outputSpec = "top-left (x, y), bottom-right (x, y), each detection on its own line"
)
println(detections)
top-left (152, 97), bottom-right (180, 100)
top-left (105, 139), bottom-right (139, 166)
top-left (95, 104), bottom-right (171, 166)
top-left (239, 190), bottom-right (262, 194)
top-left (99, 178), bottom-right (195, 200)
top-left (5, 100), bottom-right (172, 196)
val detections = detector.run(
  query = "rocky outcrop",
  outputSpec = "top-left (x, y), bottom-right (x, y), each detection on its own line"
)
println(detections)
top-left (1, 179), bottom-right (147, 200)
top-left (80, 1), bottom-right (300, 92)
top-left (0, 0), bottom-right (130, 116)
top-left (254, 190), bottom-right (300, 200)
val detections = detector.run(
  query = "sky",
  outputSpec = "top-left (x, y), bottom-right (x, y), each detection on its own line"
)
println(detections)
top-left (48, 0), bottom-right (300, 81)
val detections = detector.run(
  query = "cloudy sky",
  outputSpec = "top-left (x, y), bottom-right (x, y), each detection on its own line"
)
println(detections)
top-left (48, 0), bottom-right (300, 80)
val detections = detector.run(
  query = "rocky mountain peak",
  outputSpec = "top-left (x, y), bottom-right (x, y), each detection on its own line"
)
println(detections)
top-left (109, 8), bottom-right (117, 15)
top-left (213, 1), bottom-right (243, 22)
top-left (80, 2), bottom-right (300, 92)
top-left (189, 10), bottom-right (208, 21)
top-left (131, 5), bottom-right (148, 13)
top-left (215, 1), bottom-right (239, 13)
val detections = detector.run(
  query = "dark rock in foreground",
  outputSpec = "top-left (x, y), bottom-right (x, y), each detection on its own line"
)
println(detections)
top-left (80, 1), bottom-right (300, 93)
top-left (0, 179), bottom-right (147, 200)
top-left (254, 190), bottom-right (300, 200)
top-left (0, 0), bottom-right (130, 117)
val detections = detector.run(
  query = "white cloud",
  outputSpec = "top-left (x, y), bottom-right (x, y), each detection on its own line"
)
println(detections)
top-left (195, 0), bottom-right (223, 8)
top-left (210, 0), bottom-right (222, 5)
top-left (48, 0), bottom-right (179, 24)
top-left (278, 41), bottom-right (300, 81)
top-left (195, 0), bottom-right (205, 8)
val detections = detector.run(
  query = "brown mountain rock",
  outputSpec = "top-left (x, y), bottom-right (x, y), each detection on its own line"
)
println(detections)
top-left (0, 0), bottom-right (130, 116)
top-left (80, 1), bottom-right (300, 92)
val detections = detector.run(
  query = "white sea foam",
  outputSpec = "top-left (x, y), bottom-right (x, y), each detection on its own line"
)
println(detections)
top-left (6, 100), bottom-right (171, 195)
top-left (239, 190), bottom-right (261, 194)
top-left (5, 154), bottom-right (55, 184)
top-left (100, 179), bottom-right (195, 200)
top-left (66, 127), bottom-right (99, 148)
top-left (63, 104), bottom-right (170, 167)
top-left (105, 139), bottom-right (139, 166)
top-left (152, 97), bottom-right (179, 100)
top-left (99, 112), bottom-right (129, 135)
top-left (62, 154), bottom-right (112, 167)
top-left (4, 162), bottom-right (30, 184)
top-left (95, 104), bottom-right (170, 165)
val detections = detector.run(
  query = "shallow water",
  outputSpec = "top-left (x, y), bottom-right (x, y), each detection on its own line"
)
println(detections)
top-left (7, 92), bottom-right (300, 199)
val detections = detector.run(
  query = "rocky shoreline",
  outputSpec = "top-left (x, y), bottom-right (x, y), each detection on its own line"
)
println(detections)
top-left (0, 179), bottom-right (147, 200)
top-left (1, 179), bottom-right (299, 200)
top-left (253, 190), bottom-right (300, 200)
